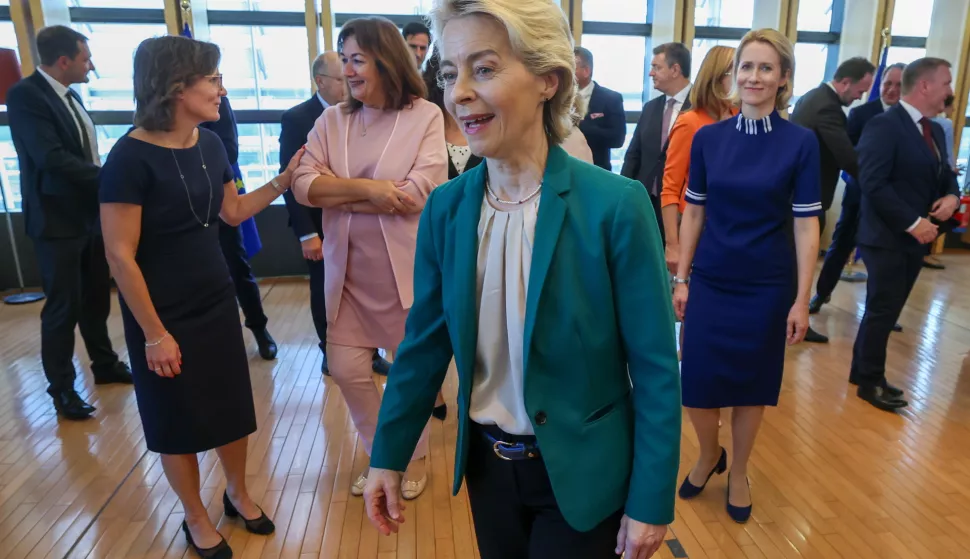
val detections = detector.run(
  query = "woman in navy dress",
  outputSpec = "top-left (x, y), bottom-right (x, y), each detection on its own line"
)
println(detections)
top-left (672, 29), bottom-right (821, 523)
top-left (99, 36), bottom-right (303, 558)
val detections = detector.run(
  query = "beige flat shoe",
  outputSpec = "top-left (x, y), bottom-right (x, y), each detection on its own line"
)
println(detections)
top-left (351, 474), bottom-right (367, 497)
top-left (401, 474), bottom-right (428, 501)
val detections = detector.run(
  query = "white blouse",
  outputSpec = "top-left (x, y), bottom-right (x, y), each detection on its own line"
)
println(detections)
top-left (468, 196), bottom-right (540, 435)
top-left (447, 142), bottom-right (473, 175)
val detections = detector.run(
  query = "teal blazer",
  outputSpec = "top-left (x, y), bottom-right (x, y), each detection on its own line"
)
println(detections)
top-left (370, 146), bottom-right (681, 531)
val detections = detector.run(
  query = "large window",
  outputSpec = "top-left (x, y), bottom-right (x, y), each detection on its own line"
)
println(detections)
top-left (692, 0), bottom-right (753, 78)
top-left (71, 23), bottom-right (168, 110)
top-left (886, 0), bottom-right (934, 65)
top-left (959, 91), bottom-right (970, 190)
top-left (331, 0), bottom-right (429, 14)
top-left (584, 0), bottom-right (649, 24)
top-left (580, 35), bottom-right (648, 112)
top-left (207, 6), bottom-right (309, 196)
top-left (792, 0), bottom-right (843, 107)
top-left (1, 126), bottom-right (19, 212)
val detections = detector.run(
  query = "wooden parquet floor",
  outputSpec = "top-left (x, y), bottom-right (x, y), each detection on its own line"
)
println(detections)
top-left (2, 255), bottom-right (970, 558)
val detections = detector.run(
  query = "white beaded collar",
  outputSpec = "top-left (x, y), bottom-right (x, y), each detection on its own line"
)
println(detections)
top-left (735, 113), bottom-right (775, 135)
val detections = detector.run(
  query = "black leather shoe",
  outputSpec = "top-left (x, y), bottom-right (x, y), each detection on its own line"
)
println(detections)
top-left (679, 447), bottom-right (727, 499)
top-left (321, 353), bottom-right (330, 376)
top-left (51, 390), bottom-right (95, 420)
top-left (93, 362), bottom-right (134, 385)
top-left (253, 329), bottom-right (278, 360)
top-left (223, 491), bottom-right (275, 535)
top-left (849, 378), bottom-right (904, 398)
top-left (181, 521), bottom-right (232, 559)
top-left (804, 327), bottom-right (829, 344)
top-left (857, 385), bottom-right (908, 411)
top-left (372, 355), bottom-right (391, 376)
top-left (808, 295), bottom-right (823, 314)
top-left (922, 258), bottom-right (945, 270)
top-left (892, 323), bottom-right (903, 333)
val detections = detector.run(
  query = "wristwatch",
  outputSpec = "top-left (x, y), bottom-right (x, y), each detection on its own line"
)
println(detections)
top-left (271, 177), bottom-right (283, 192)
top-left (673, 277), bottom-right (689, 285)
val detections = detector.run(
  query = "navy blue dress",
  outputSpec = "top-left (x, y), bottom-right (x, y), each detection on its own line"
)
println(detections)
top-left (99, 129), bottom-right (257, 454)
top-left (680, 112), bottom-right (822, 408)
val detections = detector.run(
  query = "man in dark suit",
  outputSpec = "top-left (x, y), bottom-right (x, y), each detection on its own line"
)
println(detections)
top-left (791, 56), bottom-right (875, 237)
top-left (573, 47), bottom-right (625, 171)
top-left (201, 96), bottom-right (278, 361)
top-left (810, 63), bottom-right (905, 315)
top-left (790, 57), bottom-right (875, 345)
top-left (621, 42), bottom-right (691, 244)
top-left (7, 26), bottom-right (131, 420)
top-left (402, 22), bottom-right (431, 68)
top-left (851, 58), bottom-right (959, 411)
top-left (279, 52), bottom-right (390, 376)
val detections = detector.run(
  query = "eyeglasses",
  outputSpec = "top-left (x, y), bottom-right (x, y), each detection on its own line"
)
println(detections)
top-left (205, 73), bottom-right (223, 88)
top-left (315, 73), bottom-right (344, 82)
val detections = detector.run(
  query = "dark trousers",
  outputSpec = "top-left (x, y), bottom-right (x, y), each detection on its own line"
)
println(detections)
top-left (465, 423), bottom-right (623, 559)
top-left (649, 193), bottom-right (665, 246)
top-left (34, 234), bottom-right (119, 394)
top-left (850, 245), bottom-right (923, 387)
top-left (305, 257), bottom-right (328, 351)
top-left (815, 185), bottom-right (861, 299)
top-left (218, 221), bottom-right (268, 332)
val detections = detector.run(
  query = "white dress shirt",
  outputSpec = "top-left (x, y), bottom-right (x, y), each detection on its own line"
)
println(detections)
top-left (665, 83), bottom-right (692, 136)
top-left (37, 68), bottom-right (99, 165)
top-left (897, 99), bottom-right (947, 232)
top-left (469, 197), bottom-right (540, 435)
top-left (577, 81), bottom-right (595, 112)
top-left (299, 94), bottom-right (333, 243)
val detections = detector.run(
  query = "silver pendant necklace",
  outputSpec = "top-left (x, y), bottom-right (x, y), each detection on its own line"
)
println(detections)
top-left (170, 144), bottom-right (214, 228)
top-left (485, 174), bottom-right (542, 205)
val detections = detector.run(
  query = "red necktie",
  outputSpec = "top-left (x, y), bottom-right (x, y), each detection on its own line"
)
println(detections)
top-left (919, 118), bottom-right (939, 160)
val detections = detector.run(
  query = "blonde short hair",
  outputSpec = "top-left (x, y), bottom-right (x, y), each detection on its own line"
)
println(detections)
top-left (428, 0), bottom-right (579, 145)
top-left (689, 45), bottom-right (736, 120)
top-left (735, 29), bottom-right (795, 111)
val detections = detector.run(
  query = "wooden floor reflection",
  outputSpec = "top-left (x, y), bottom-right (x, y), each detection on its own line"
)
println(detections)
top-left (1, 255), bottom-right (969, 558)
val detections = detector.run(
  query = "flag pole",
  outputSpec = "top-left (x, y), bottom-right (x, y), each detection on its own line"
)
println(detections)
top-left (841, 28), bottom-right (891, 284)
top-left (180, 0), bottom-right (193, 38)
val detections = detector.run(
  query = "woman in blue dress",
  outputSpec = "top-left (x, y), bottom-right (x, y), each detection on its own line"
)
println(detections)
top-left (672, 29), bottom-right (821, 523)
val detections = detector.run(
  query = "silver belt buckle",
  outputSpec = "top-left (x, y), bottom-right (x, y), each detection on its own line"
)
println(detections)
top-left (492, 440), bottom-right (515, 460)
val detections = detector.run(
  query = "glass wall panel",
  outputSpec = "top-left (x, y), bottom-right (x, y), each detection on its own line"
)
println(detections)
top-left (581, 34), bottom-right (648, 111)
top-left (71, 23), bottom-right (168, 110)
top-left (584, 0), bottom-right (649, 24)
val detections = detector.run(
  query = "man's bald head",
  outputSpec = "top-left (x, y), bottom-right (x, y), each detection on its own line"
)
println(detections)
top-left (312, 51), bottom-right (345, 106)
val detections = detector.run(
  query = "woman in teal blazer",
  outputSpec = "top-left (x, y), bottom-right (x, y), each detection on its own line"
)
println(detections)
top-left (361, 1), bottom-right (682, 557)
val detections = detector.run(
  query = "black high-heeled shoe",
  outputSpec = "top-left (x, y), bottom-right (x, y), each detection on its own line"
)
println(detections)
top-left (181, 521), bottom-right (232, 559)
top-left (432, 404), bottom-right (448, 421)
top-left (726, 475), bottom-right (753, 524)
top-left (223, 491), bottom-right (276, 535)
top-left (678, 447), bottom-right (727, 499)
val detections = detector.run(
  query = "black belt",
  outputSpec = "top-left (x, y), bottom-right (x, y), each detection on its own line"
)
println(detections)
top-left (477, 424), bottom-right (541, 461)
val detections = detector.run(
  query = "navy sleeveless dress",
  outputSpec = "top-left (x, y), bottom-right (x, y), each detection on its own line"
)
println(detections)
top-left (680, 111), bottom-right (822, 409)
top-left (99, 129), bottom-right (257, 454)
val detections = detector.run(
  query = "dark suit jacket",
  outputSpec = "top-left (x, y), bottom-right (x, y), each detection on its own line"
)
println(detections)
top-left (791, 84), bottom-right (857, 210)
top-left (841, 99), bottom-right (885, 206)
top-left (200, 96), bottom-right (239, 165)
top-left (620, 93), bottom-right (691, 196)
top-left (7, 72), bottom-right (101, 239)
top-left (578, 82), bottom-right (626, 170)
top-left (857, 104), bottom-right (960, 254)
top-left (279, 96), bottom-right (325, 239)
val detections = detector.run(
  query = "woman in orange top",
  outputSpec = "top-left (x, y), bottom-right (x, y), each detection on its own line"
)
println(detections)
top-left (661, 46), bottom-right (738, 273)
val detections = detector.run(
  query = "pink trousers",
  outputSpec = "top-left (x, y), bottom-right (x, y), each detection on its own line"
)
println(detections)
top-left (326, 343), bottom-right (430, 462)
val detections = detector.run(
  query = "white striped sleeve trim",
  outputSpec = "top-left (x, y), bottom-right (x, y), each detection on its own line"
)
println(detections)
top-left (793, 202), bottom-right (823, 213)
top-left (685, 189), bottom-right (707, 202)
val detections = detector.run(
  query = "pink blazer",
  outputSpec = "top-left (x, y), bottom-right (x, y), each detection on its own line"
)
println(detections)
top-left (292, 98), bottom-right (448, 322)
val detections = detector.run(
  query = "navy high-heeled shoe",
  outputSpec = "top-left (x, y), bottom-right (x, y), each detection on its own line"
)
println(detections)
top-left (181, 521), bottom-right (232, 559)
top-left (678, 447), bottom-right (727, 499)
top-left (726, 475), bottom-right (752, 523)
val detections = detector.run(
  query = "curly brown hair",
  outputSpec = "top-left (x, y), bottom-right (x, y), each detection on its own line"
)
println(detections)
top-left (133, 35), bottom-right (221, 131)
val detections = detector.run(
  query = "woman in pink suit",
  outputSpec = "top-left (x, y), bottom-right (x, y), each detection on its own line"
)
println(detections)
top-left (292, 16), bottom-right (448, 500)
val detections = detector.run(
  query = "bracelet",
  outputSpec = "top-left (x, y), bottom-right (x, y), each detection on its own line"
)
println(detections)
top-left (271, 177), bottom-right (284, 193)
top-left (145, 332), bottom-right (170, 347)
top-left (673, 277), bottom-right (689, 285)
